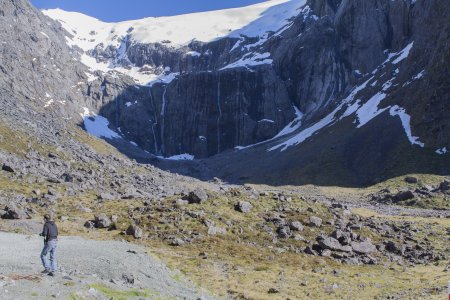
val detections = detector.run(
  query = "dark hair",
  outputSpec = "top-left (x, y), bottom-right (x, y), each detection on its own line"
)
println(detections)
top-left (44, 214), bottom-right (51, 221)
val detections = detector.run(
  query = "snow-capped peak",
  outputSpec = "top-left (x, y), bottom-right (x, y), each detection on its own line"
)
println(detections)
top-left (43, 0), bottom-right (306, 50)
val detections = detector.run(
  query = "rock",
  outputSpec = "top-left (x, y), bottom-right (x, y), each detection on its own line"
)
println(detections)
top-left (439, 180), bottom-right (450, 191)
top-left (187, 188), bottom-right (208, 204)
top-left (94, 213), bottom-right (112, 228)
top-left (394, 190), bottom-right (415, 202)
top-left (59, 216), bottom-right (69, 222)
top-left (276, 226), bottom-right (291, 239)
top-left (317, 236), bottom-right (344, 252)
top-left (176, 199), bottom-right (189, 206)
top-left (309, 216), bottom-right (322, 227)
top-left (84, 221), bottom-right (95, 229)
top-left (169, 237), bottom-right (185, 246)
top-left (126, 225), bottom-right (143, 239)
top-left (385, 241), bottom-right (401, 253)
top-left (207, 226), bottom-right (226, 235)
top-left (404, 176), bottom-right (418, 184)
top-left (351, 241), bottom-right (377, 254)
top-left (2, 205), bottom-right (28, 219)
top-left (235, 201), bottom-right (253, 213)
top-left (268, 288), bottom-right (279, 294)
top-left (289, 221), bottom-right (304, 231)
top-left (1, 164), bottom-right (14, 173)
top-left (98, 193), bottom-right (115, 201)
top-left (111, 215), bottom-right (119, 223)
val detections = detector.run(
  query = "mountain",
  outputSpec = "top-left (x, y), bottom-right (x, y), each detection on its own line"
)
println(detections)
top-left (1, 0), bottom-right (449, 186)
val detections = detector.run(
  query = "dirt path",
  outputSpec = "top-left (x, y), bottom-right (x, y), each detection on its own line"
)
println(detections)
top-left (0, 232), bottom-right (213, 299)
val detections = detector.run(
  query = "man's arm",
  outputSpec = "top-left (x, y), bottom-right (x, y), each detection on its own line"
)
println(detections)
top-left (40, 223), bottom-right (48, 237)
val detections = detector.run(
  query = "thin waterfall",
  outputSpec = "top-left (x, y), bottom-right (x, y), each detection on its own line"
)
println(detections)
top-left (160, 84), bottom-right (169, 155)
top-left (148, 88), bottom-right (159, 154)
top-left (217, 77), bottom-right (222, 154)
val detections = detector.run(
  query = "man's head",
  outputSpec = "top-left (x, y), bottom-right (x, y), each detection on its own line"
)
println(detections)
top-left (44, 213), bottom-right (52, 221)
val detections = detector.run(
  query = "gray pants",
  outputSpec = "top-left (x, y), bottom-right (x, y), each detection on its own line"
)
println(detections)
top-left (40, 240), bottom-right (57, 272)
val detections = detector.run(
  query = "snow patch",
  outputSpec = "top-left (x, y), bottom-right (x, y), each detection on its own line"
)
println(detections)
top-left (436, 147), bottom-right (448, 155)
top-left (269, 105), bottom-right (341, 152)
top-left (80, 107), bottom-right (120, 139)
top-left (186, 51), bottom-right (201, 57)
top-left (159, 154), bottom-right (195, 161)
top-left (392, 42), bottom-right (414, 64)
top-left (220, 52), bottom-right (272, 70)
top-left (258, 119), bottom-right (275, 123)
top-left (389, 106), bottom-right (425, 147)
top-left (355, 93), bottom-right (388, 128)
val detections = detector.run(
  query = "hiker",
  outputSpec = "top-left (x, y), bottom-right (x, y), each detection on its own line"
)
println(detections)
top-left (39, 214), bottom-right (58, 276)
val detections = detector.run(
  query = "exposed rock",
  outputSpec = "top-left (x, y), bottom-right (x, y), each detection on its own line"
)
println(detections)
top-left (316, 236), bottom-right (347, 252)
top-left (2, 205), bottom-right (28, 219)
top-left (276, 226), bottom-right (291, 239)
top-left (404, 176), bottom-right (418, 184)
top-left (126, 225), bottom-right (143, 239)
top-left (1, 164), bottom-right (14, 173)
top-left (84, 221), bottom-right (95, 229)
top-left (98, 193), bottom-right (115, 201)
top-left (394, 190), bottom-right (415, 202)
top-left (169, 237), bottom-right (185, 246)
top-left (235, 201), bottom-right (253, 213)
top-left (187, 188), bottom-right (208, 204)
top-left (289, 221), bottom-right (304, 231)
top-left (207, 225), bottom-right (226, 236)
top-left (439, 180), bottom-right (450, 191)
top-left (309, 216), bottom-right (322, 227)
top-left (351, 241), bottom-right (377, 254)
top-left (95, 213), bottom-right (112, 228)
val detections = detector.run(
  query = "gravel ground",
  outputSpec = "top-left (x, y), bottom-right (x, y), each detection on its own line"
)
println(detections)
top-left (0, 232), bottom-right (214, 300)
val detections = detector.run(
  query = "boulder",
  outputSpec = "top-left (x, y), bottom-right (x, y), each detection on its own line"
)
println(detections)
top-left (98, 193), bottom-right (115, 201)
top-left (1, 164), bottom-right (14, 173)
top-left (84, 221), bottom-right (95, 229)
top-left (95, 213), bottom-right (112, 228)
top-left (404, 176), bottom-right (418, 184)
top-left (207, 225), bottom-right (226, 236)
top-left (276, 226), bottom-right (291, 239)
top-left (2, 205), bottom-right (28, 219)
top-left (439, 180), bottom-right (450, 191)
top-left (289, 221), bottom-right (304, 231)
top-left (235, 201), bottom-right (253, 213)
top-left (317, 236), bottom-right (344, 251)
top-left (187, 188), bottom-right (208, 204)
top-left (126, 225), bottom-right (143, 239)
top-left (309, 216), bottom-right (322, 227)
top-left (394, 190), bottom-right (415, 202)
top-left (169, 237), bottom-right (185, 246)
top-left (351, 241), bottom-right (377, 254)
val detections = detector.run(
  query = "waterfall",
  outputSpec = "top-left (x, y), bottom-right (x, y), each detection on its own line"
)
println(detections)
top-left (217, 77), bottom-right (222, 154)
top-left (148, 88), bottom-right (159, 154)
top-left (160, 84), bottom-right (169, 155)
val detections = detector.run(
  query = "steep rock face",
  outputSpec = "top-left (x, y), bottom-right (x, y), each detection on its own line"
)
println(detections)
top-left (98, 67), bottom-right (294, 157)
top-left (83, 0), bottom-right (448, 159)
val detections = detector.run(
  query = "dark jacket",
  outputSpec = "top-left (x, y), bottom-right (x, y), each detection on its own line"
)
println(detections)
top-left (41, 221), bottom-right (58, 243)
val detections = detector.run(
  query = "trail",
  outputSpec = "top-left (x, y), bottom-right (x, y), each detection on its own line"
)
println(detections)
top-left (0, 232), bottom-right (212, 300)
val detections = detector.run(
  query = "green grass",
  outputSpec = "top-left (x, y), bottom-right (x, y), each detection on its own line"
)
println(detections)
top-left (89, 284), bottom-right (152, 300)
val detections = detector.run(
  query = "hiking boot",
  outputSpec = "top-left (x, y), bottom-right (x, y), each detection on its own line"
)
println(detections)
top-left (47, 272), bottom-right (55, 277)
top-left (41, 269), bottom-right (49, 274)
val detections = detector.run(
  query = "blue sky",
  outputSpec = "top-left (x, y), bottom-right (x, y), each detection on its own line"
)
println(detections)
top-left (31, 0), bottom-right (270, 22)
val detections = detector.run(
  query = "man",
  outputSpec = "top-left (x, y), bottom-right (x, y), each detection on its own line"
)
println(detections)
top-left (40, 214), bottom-right (58, 276)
